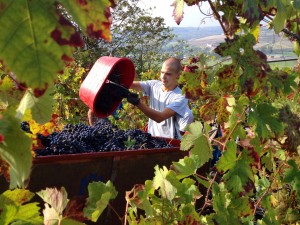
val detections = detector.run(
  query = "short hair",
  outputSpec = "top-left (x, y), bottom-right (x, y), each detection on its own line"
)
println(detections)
top-left (164, 57), bottom-right (181, 73)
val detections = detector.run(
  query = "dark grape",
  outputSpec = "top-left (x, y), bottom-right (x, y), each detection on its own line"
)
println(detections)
top-left (20, 121), bottom-right (32, 134)
top-left (31, 119), bottom-right (173, 156)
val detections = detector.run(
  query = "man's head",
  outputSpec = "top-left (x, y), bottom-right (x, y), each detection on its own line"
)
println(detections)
top-left (160, 57), bottom-right (181, 91)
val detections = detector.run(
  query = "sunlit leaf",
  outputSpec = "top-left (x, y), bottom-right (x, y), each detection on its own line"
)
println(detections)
top-left (0, 204), bottom-right (17, 225)
top-left (172, 155), bottom-right (201, 179)
top-left (171, 0), bottom-right (184, 25)
top-left (0, 189), bottom-right (34, 205)
top-left (13, 202), bottom-right (43, 224)
top-left (181, 121), bottom-right (212, 167)
top-left (58, 0), bottom-right (112, 41)
top-left (167, 171), bottom-right (201, 204)
top-left (0, 1), bottom-right (71, 89)
top-left (0, 189), bottom-right (42, 225)
top-left (0, 0), bottom-right (112, 90)
top-left (37, 187), bottom-right (69, 223)
top-left (0, 76), bottom-right (14, 92)
top-left (153, 165), bottom-right (177, 200)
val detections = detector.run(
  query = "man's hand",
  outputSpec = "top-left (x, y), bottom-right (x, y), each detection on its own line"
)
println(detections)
top-left (127, 93), bottom-right (140, 106)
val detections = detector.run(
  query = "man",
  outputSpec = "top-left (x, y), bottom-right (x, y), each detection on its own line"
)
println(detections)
top-left (127, 57), bottom-right (193, 139)
top-left (177, 107), bottom-right (194, 135)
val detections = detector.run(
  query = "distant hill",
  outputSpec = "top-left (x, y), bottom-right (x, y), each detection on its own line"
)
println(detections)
top-left (171, 26), bottom-right (223, 41)
top-left (171, 26), bottom-right (296, 61)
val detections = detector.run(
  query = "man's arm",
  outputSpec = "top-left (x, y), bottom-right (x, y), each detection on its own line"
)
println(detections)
top-left (136, 101), bottom-right (176, 123)
top-left (130, 81), bottom-right (142, 92)
top-left (88, 109), bottom-right (98, 126)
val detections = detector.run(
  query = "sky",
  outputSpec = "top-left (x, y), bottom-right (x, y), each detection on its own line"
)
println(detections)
top-left (138, 0), bottom-right (219, 27)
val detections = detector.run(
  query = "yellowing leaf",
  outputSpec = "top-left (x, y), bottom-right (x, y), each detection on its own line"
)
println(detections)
top-left (0, 189), bottom-right (34, 206)
top-left (171, 0), bottom-right (185, 25)
top-left (37, 187), bottom-right (69, 217)
top-left (153, 165), bottom-right (177, 200)
top-left (250, 24), bottom-right (260, 42)
top-left (0, 189), bottom-right (42, 225)
top-left (0, 76), bottom-right (14, 92)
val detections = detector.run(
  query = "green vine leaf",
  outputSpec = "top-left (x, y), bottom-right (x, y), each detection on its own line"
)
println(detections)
top-left (181, 121), bottom-right (212, 167)
top-left (248, 103), bottom-right (283, 139)
top-left (167, 170), bottom-right (200, 203)
top-left (60, 219), bottom-right (85, 225)
top-left (59, 0), bottom-right (112, 40)
top-left (273, 0), bottom-right (287, 33)
top-left (210, 183), bottom-right (253, 224)
top-left (284, 160), bottom-right (300, 199)
top-left (293, 0), bottom-right (300, 9)
top-left (222, 150), bottom-right (255, 196)
top-left (260, 195), bottom-right (280, 225)
top-left (226, 95), bottom-right (249, 140)
top-left (0, 0), bottom-right (112, 89)
top-left (242, 0), bottom-right (262, 26)
top-left (0, 112), bottom-right (32, 189)
top-left (153, 165), bottom-right (177, 201)
top-left (136, 180), bottom-right (155, 216)
top-left (216, 141), bottom-right (237, 173)
top-left (83, 181), bottom-right (117, 222)
top-left (0, 189), bottom-right (42, 224)
top-left (16, 85), bottom-right (54, 124)
top-left (172, 155), bottom-right (202, 179)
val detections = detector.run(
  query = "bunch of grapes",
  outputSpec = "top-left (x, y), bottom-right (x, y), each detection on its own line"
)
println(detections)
top-left (30, 119), bottom-right (173, 156)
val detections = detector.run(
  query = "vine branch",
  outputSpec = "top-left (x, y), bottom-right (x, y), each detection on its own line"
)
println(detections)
top-left (207, 0), bottom-right (228, 37)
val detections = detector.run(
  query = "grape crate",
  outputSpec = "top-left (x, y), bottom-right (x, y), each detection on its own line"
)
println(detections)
top-left (23, 119), bottom-right (174, 156)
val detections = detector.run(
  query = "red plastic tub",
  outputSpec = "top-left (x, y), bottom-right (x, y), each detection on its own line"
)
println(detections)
top-left (79, 56), bottom-right (135, 118)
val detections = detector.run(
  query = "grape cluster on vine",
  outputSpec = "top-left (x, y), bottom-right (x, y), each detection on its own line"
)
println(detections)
top-left (22, 119), bottom-right (173, 156)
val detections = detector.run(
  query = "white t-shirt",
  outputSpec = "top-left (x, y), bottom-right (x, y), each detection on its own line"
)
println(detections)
top-left (177, 107), bottom-right (194, 132)
top-left (140, 80), bottom-right (191, 139)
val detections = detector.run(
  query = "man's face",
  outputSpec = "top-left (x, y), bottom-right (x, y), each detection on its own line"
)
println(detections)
top-left (160, 62), bottom-right (180, 91)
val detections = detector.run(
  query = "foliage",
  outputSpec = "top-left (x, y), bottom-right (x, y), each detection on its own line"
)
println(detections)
top-left (73, 0), bottom-right (177, 74)
top-left (53, 64), bottom-right (89, 124)
top-left (0, 0), bottom-right (300, 224)
top-left (124, 0), bottom-right (300, 224)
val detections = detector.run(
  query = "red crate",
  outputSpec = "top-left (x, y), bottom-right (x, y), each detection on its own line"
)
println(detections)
top-left (79, 56), bottom-right (135, 118)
